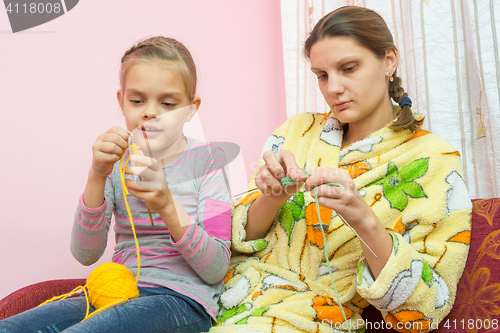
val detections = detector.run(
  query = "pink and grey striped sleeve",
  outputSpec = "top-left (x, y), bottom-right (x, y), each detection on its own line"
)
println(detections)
top-left (70, 175), bottom-right (114, 266)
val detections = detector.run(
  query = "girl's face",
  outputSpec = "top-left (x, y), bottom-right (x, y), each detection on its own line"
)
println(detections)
top-left (117, 61), bottom-right (200, 160)
top-left (309, 36), bottom-right (397, 129)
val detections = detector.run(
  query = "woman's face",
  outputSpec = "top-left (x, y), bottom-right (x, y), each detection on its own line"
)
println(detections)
top-left (309, 36), bottom-right (397, 129)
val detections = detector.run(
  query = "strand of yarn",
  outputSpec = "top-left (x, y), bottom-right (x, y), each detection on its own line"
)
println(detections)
top-left (281, 168), bottom-right (352, 333)
top-left (38, 146), bottom-right (142, 321)
top-left (38, 285), bottom-right (91, 318)
top-left (80, 148), bottom-right (141, 320)
top-left (119, 149), bottom-right (141, 282)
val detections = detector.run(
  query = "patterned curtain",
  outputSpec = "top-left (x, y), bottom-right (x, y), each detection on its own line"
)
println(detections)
top-left (280, 0), bottom-right (500, 199)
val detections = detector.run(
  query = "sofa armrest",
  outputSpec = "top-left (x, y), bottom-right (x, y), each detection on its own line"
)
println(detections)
top-left (360, 198), bottom-right (500, 332)
top-left (0, 278), bottom-right (86, 320)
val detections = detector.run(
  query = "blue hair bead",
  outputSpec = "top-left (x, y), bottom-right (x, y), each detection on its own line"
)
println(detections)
top-left (398, 96), bottom-right (412, 108)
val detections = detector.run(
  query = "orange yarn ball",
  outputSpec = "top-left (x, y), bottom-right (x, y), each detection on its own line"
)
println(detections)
top-left (86, 262), bottom-right (139, 309)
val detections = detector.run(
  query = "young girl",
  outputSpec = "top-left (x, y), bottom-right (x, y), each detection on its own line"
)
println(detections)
top-left (0, 37), bottom-right (231, 333)
top-left (212, 6), bottom-right (471, 333)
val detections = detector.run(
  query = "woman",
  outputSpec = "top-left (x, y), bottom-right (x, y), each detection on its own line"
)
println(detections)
top-left (212, 6), bottom-right (471, 333)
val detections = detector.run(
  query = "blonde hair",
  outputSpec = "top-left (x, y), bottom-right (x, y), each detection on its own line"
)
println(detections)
top-left (304, 6), bottom-right (423, 132)
top-left (120, 36), bottom-right (197, 101)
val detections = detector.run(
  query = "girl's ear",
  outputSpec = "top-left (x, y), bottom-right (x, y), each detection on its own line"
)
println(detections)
top-left (117, 89), bottom-right (125, 114)
top-left (185, 96), bottom-right (201, 122)
top-left (385, 49), bottom-right (398, 76)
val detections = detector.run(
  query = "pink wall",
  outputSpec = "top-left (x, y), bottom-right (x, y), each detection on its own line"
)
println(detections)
top-left (0, 1), bottom-right (286, 299)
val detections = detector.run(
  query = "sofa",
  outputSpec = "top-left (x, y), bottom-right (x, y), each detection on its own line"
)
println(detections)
top-left (1, 198), bottom-right (499, 332)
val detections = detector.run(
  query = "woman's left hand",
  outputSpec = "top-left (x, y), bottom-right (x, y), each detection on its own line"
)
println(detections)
top-left (124, 155), bottom-right (174, 215)
top-left (304, 167), bottom-right (377, 229)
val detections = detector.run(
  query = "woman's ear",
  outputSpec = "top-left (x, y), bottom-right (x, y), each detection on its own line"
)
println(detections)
top-left (385, 49), bottom-right (398, 76)
top-left (117, 89), bottom-right (124, 114)
top-left (185, 96), bottom-right (201, 122)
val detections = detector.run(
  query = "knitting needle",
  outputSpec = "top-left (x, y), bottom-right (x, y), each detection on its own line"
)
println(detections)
top-left (140, 127), bottom-right (156, 227)
top-left (336, 213), bottom-right (378, 259)
top-left (128, 131), bottom-right (155, 227)
top-left (233, 187), bottom-right (259, 198)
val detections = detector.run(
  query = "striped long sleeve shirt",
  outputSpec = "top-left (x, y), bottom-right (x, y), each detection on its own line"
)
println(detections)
top-left (71, 137), bottom-right (232, 320)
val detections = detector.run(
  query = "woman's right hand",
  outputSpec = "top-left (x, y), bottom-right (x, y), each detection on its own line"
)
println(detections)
top-left (255, 150), bottom-right (309, 203)
top-left (245, 150), bottom-right (309, 240)
top-left (90, 126), bottom-right (130, 180)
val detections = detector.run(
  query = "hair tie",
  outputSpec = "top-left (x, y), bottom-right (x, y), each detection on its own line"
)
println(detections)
top-left (399, 96), bottom-right (412, 108)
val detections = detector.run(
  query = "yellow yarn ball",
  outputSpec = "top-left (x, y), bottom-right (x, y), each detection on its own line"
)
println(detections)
top-left (86, 262), bottom-right (139, 309)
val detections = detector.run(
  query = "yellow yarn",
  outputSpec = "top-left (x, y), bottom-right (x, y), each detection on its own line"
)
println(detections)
top-left (129, 143), bottom-right (141, 166)
top-left (86, 262), bottom-right (139, 310)
top-left (128, 142), bottom-right (155, 226)
top-left (39, 146), bottom-right (142, 321)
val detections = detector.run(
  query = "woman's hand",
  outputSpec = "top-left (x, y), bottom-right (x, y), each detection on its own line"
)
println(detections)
top-left (304, 167), bottom-right (393, 276)
top-left (124, 155), bottom-right (174, 216)
top-left (90, 126), bottom-right (129, 180)
top-left (244, 150), bottom-right (308, 241)
top-left (304, 167), bottom-right (377, 229)
top-left (255, 150), bottom-right (309, 203)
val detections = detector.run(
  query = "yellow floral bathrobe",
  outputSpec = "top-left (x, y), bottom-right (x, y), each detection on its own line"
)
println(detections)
top-left (211, 113), bottom-right (471, 333)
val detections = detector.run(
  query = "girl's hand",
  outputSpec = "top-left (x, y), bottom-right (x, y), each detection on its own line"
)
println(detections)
top-left (91, 126), bottom-right (129, 180)
top-left (304, 167), bottom-right (377, 229)
top-left (255, 150), bottom-right (309, 203)
top-left (124, 155), bottom-right (174, 215)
